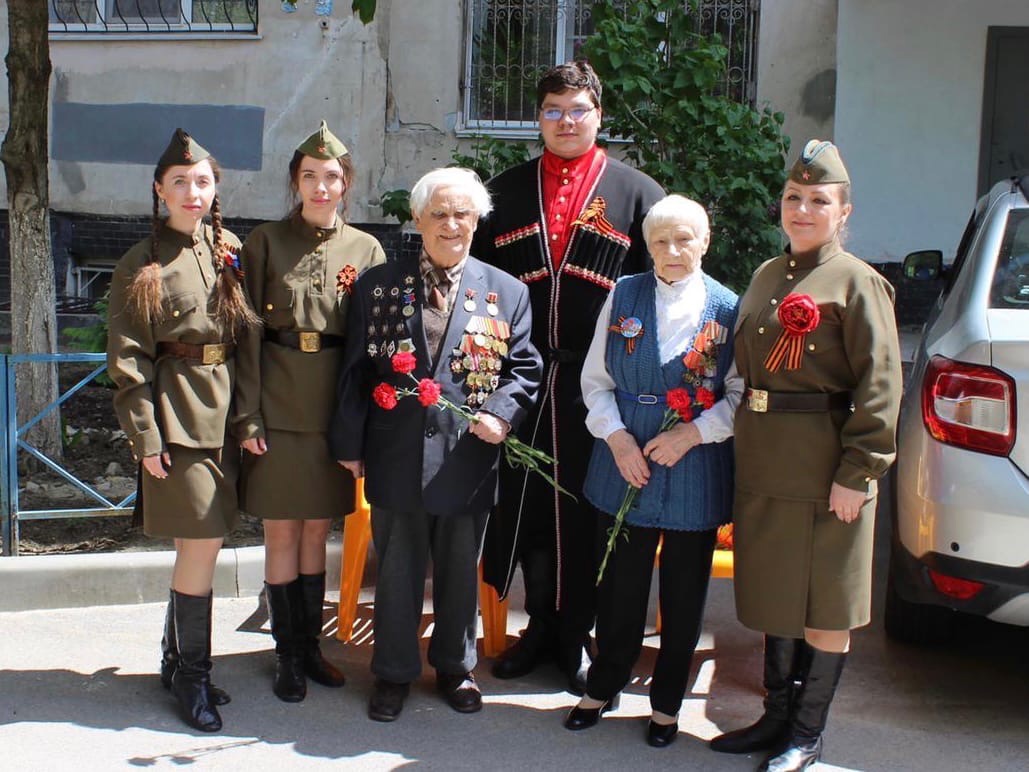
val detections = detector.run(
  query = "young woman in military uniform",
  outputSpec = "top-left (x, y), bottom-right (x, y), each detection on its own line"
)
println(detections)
top-left (107, 129), bottom-right (258, 733)
top-left (709, 141), bottom-right (902, 771)
top-left (234, 122), bottom-right (386, 702)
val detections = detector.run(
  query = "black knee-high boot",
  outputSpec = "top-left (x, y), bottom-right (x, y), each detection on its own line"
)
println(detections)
top-left (298, 572), bottom-right (346, 687)
top-left (759, 645), bottom-right (847, 772)
top-left (266, 579), bottom-right (306, 702)
top-left (170, 590), bottom-right (222, 733)
top-left (710, 635), bottom-right (803, 754)
top-left (161, 590), bottom-right (230, 705)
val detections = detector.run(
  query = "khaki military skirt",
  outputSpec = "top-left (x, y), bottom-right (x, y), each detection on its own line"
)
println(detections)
top-left (240, 429), bottom-right (355, 520)
top-left (732, 490), bottom-right (877, 638)
top-left (141, 443), bottom-right (240, 539)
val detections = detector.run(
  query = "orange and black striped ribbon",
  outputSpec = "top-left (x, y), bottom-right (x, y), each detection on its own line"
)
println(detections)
top-left (764, 330), bottom-right (806, 372)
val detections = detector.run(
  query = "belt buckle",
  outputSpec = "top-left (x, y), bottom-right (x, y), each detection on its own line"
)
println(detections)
top-left (747, 388), bottom-right (769, 413)
top-left (637, 394), bottom-right (659, 405)
top-left (299, 331), bottom-right (321, 353)
top-left (202, 344), bottom-right (227, 365)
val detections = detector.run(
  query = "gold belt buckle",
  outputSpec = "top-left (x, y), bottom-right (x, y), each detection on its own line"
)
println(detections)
top-left (201, 344), bottom-right (228, 365)
top-left (747, 388), bottom-right (769, 413)
top-left (298, 331), bottom-right (322, 353)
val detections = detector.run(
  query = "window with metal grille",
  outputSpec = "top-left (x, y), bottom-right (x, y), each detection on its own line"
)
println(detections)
top-left (462, 0), bottom-right (759, 133)
top-left (48, 0), bottom-right (259, 34)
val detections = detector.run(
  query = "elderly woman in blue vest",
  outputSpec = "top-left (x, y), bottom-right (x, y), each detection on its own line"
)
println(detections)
top-left (566, 195), bottom-right (742, 748)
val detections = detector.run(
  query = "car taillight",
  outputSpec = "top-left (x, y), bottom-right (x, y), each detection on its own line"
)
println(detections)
top-left (921, 356), bottom-right (1016, 456)
top-left (927, 569), bottom-right (984, 600)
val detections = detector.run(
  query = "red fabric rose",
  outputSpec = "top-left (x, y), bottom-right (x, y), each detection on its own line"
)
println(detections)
top-left (417, 378), bottom-right (442, 407)
top-left (391, 351), bottom-right (417, 374)
top-left (372, 383), bottom-right (398, 410)
top-left (696, 387), bottom-right (716, 410)
top-left (777, 293), bottom-right (821, 335)
top-left (666, 387), bottom-right (694, 420)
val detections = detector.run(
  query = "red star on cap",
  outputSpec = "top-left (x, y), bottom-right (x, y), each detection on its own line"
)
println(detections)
top-left (183, 150), bottom-right (192, 161)
top-left (318, 145), bottom-right (327, 154)
top-left (802, 169), bottom-right (810, 180)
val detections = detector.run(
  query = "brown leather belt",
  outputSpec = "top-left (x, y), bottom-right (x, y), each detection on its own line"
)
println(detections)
top-left (745, 388), bottom-right (852, 413)
top-left (265, 329), bottom-right (345, 353)
top-left (157, 341), bottom-right (235, 365)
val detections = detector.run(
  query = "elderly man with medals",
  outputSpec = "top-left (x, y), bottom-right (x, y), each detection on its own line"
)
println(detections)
top-left (330, 167), bottom-right (542, 722)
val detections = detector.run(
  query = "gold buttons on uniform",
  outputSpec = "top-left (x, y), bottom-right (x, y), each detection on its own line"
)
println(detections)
top-left (758, 326), bottom-right (765, 334)
top-left (786, 273), bottom-right (794, 280)
top-left (556, 214), bottom-right (562, 221)
top-left (808, 343), bottom-right (816, 351)
top-left (551, 233), bottom-right (558, 240)
top-left (770, 298), bottom-right (778, 306)
top-left (266, 303), bottom-right (274, 311)
top-left (562, 167), bottom-right (568, 174)
top-left (789, 260), bottom-right (796, 267)
top-left (562, 178), bottom-right (569, 185)
top-left (172, 310), bottom-right (180, 318)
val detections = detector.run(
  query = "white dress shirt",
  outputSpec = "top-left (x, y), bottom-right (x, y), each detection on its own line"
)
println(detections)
top-left (581, 269), bottom-right (743, 443)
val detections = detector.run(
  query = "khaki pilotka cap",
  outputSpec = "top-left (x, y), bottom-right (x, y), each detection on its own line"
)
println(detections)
top-left (296, 120), bottom-right (349, 160)
top-left (158, 128), bottom-right (211, 167)
top-left (788, 139), bottom-right (850, 185)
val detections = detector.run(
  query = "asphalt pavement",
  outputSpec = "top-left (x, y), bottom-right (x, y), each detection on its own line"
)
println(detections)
top-left (3, 327), bottom-right (1029, 770)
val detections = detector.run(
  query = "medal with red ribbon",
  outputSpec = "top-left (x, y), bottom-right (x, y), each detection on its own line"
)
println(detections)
top-left (609, 316), bottom-right (644, 355)
top-left (764, 293), bottom-right (821, 372)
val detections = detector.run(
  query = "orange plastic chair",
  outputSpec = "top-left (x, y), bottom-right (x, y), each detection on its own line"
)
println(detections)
top-left (335, 479), bottom-right (509, 657)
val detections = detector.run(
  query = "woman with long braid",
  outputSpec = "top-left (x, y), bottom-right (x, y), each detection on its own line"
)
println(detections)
top-left (107, 129), bottom-right (258, 733)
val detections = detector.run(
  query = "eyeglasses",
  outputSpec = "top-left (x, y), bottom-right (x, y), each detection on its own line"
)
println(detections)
top-left (540, 106), bottom-right (596, 122)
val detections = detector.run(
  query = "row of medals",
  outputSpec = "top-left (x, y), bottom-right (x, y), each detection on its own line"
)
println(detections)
top-left (452, 289), bottom-right (509, 407)
top-left (365, 277), bottom-right (417, 358)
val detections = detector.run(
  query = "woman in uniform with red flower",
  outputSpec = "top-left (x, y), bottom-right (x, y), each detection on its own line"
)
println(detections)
top-left (710, 141), bottom-right (902, 771)
top-left (570, 195), bottom-right (742, 747)
top-left (234, 122), bottom-right (386, 703)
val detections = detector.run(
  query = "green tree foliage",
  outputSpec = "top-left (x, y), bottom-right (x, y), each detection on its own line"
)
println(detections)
top-left (582, 0), bottom-right (789, 290)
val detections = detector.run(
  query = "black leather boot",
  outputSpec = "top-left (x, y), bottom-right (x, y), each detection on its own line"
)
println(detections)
top-left (161, 590), bottom-right (230, 706)
top-left (298, 572), bottom-right (346, 688)
top-left (710, 635), bottom-right (801, 754)
top-left (266, 579), bottom-right (306, 702)
top-left (491, 617), bottom-right (556, 679)
top-left (169, 590), bottom-right (222, 733)
top-left (759, 645), bottom-right (847, 772)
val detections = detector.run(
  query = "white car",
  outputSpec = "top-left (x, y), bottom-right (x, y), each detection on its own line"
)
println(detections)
top-left (886, 175), bottom-right (1029, 644)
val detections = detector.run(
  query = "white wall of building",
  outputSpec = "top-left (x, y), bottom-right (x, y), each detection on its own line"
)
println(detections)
top-left (836, 0), bottom-right (1029, 261)
top-left (756, 0), bottom-right (838, 159)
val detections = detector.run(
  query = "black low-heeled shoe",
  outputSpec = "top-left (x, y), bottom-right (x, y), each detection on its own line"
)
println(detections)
top-left (563, 695), bottom-right (620, 731)
top-left (646, 720), bottom-right (679, 748)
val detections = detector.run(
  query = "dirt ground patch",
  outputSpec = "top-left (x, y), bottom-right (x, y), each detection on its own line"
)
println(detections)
top-left (8, 362), bottom-right (269, 555)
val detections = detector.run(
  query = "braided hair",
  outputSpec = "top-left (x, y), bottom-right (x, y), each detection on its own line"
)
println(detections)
top-left (128, 155), bottom-right (257, 333)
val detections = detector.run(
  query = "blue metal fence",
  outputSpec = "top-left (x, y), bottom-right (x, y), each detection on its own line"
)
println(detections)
top-left (1, 353), bottom-right (135, 557)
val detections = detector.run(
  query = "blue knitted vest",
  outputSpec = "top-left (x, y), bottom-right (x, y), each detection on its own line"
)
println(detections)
top-left (583, 272), bottom-right (738, 531)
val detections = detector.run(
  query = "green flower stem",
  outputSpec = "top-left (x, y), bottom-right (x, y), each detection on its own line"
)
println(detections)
top-left (594, 404), bottom-right (696, 586)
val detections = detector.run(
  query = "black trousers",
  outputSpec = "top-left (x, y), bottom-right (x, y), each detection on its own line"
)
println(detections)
top-left (586, 517), bottom-right (717, 716)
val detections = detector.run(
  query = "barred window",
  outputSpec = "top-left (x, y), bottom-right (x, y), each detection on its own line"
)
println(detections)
top-left (462, 0), bottom-right (759, 132)
top-left (48, 0), bottom-right (259, 34)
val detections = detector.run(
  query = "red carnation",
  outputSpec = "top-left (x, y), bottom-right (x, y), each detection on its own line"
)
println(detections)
top-left (417, 378), bottom-right (442, 407)
top-left (372, 383), bottom-right (398, 410)
top-left (666, 387), bottom-right (693, 420)
top-left (777, 293), bottom-right (821, 335)
top-left (391, 351), bottom-right (417, 374)
top-left (696, 387), bottom-right (716, 411)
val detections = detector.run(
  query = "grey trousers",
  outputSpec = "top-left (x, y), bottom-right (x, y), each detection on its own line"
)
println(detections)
top-left (370, 505), bottom-right (489, 683)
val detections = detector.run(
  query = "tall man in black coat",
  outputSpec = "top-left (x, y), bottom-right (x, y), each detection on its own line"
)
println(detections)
top-left (472, 61), bottom-right (664, 692)
top-left (332, 168), bottom-right (541, 722)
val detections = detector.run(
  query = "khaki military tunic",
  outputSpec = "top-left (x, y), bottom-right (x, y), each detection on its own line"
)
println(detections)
top-left (107, 223), bottom-right (243, 539)
top-left (732, 240), bottom-right (902, 636)
top-left (234, 214), bottom-right (386, 519)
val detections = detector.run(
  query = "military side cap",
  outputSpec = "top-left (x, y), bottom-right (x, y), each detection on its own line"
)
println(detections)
top-left (788, 139), bottom-right (849, 185)
top-left (158, 128), bottom-right (211, 167)
top-left (296, 120), bottom-right (349, 160)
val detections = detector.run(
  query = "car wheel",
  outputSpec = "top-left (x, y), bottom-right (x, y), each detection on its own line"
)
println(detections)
top-left (884, 569), bottom-right (956, 645)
